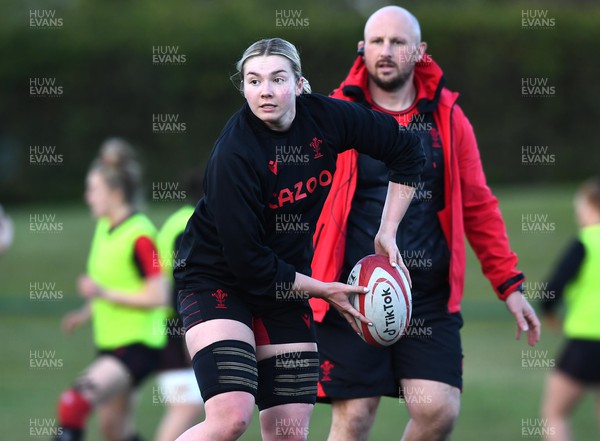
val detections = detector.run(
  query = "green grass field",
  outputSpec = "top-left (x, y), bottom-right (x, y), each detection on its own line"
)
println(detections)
top-left (1, 184), bottom-right (598, 440)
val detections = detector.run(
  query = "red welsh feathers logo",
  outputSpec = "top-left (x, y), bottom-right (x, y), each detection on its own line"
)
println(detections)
top-left (320, 360), bottom-right (334, 381)
top-left (268, 159), bottom-right (278, 176)
top-left (212, 289), bottom-right (228, 309)
top-left (310, 137), bottom-right (323, 159)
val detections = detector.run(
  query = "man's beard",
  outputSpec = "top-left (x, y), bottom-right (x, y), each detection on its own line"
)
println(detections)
top-left (368, 67), bottom-right (413, 92)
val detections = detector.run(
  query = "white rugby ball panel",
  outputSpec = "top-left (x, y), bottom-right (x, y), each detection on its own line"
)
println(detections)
top-left (347, 254), bottom-right (412, 347)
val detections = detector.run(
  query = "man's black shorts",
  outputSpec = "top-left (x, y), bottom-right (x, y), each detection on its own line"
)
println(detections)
top-left (98, 343), bottom-right (162, 387)
top-left (557, 338), bottom-right (600, 384)
top-left (316, 307), bottom-right (463, 401)
top-left (178, 284), bottom-right (317, 346)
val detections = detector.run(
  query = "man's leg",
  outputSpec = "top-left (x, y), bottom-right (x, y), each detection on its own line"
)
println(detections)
top-left (392, 311), bottom-right (464, 441)
top-left (400, 379), bottom-right (460, 441)
top-left (328, 396), bottom-right (381, 441)
top-left (315, 306), bottom-right (396, 441)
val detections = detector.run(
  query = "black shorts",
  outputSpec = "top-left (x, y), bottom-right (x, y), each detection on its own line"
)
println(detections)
top-left (178, 284), bottom-right (317, 346)
top-left (557, 338), bottom-right (600, 384)
top-left (159, 330), bottom-right (191, 371)
top-left (316, 307), bottom-right (463, 402)
top-left (98, 343), bottom-right (162, 387)
top-left (160, 289), bottom-right (190, 371)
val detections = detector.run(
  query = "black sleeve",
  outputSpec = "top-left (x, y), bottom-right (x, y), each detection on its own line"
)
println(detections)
top-left (205, 146), bottom-right (296, 296)
top-left (320, 95), bottom-right (425, 187)
top-left (174, 232), bottom-right (185, 257)
top-left (541, 239), bottom-right (585, 313)
top-left (172, 232), bottom-right (185, 311)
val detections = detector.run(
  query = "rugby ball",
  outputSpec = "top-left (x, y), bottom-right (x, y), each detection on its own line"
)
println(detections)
top-left (347, 254), bottom-right (412, 347)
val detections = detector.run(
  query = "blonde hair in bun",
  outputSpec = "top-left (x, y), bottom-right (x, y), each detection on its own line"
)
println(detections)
top-left (90, 137), bottom-right (142, 207)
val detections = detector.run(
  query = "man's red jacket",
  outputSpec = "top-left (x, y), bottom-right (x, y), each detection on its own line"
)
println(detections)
top-left (310, 54), bottom-right (524, 321)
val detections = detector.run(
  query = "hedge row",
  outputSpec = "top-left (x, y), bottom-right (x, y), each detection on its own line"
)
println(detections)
top-left (1, 0), bottom-right (599, 203)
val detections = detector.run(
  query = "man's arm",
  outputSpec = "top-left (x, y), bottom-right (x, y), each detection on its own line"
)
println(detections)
top-left (454, 105), bottom-right (540, 346)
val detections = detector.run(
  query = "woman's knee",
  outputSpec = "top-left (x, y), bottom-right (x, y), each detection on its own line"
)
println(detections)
top-left (205, 392), bottom-right (255, 438)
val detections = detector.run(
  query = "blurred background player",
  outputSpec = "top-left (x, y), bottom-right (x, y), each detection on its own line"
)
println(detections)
top-left (153, 169), bottom-right (205, 441)
top-left (311, 6), bottom-right (541, 441)
top-left (541, 176), bottom-right (600, 441)
top-left (55, 138), bottom-right (168, 441)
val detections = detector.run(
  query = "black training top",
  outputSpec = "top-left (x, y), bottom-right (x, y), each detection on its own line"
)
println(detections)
top-left (174, 93), bottom-right (425, 297)
top-left (342, 111), bottom-right (450, 313)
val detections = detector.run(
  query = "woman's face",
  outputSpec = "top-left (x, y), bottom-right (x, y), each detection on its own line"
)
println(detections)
top-left (85, 170), bottom-right (120, 219)
top-left (242, 55), bottom-right (303, 132)
top-left (574, 193), bottom-right (600, 228)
